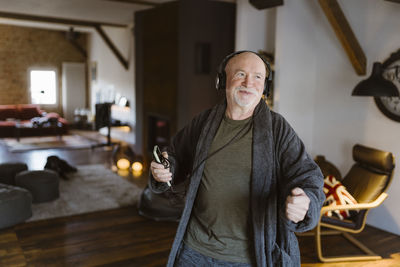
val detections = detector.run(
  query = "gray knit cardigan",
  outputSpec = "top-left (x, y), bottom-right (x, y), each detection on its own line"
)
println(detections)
top-left (150, 99), bottom-right (325, 267)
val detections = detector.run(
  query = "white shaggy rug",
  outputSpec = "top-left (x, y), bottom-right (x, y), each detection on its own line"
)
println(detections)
top-left (27, 164), bottom-right (143, 221)
top-left (2, 135), bottom-right (100, 152)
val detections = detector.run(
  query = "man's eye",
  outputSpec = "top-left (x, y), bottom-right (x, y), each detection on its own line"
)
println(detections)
top-left (256, 75), bottom-right (263, 79)
top-left (236, 72), bottom-right (245, 77)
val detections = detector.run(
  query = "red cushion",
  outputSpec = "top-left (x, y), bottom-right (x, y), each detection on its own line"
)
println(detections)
top-left (45, 112), bottom-right (60, 119)
top-left (323, 175), bottom-right (358, 220)
top-left (18, 104), bottom-right (40, 109)
top-left (58, 117), bottom-right (68, 125)
top-left (0, 121), bottom-right (16, 127)
top-left (0, 106), bottom-right (18, 120)
top-left (0, 105), bottom-right (17, 109)
top-left (18, 105), bottom-right (42, 120)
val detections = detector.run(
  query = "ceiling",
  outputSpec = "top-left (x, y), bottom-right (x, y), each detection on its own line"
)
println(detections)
top-left (0, 0), bottom-right (236, 31)
top-left (0, 0), bottom-right (175, 31)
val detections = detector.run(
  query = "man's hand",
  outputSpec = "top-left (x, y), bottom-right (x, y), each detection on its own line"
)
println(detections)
top-left (285, 187), bottom-right (310, 223)
top-left (150, 152), bottom-right (172, 184)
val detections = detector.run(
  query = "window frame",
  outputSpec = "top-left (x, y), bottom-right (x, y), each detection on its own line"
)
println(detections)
top-left (28, 67), bottom-right (59, 107)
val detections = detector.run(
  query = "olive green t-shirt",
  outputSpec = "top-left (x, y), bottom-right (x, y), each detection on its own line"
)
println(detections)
top-left (184, 115), bottom-right (253, 263)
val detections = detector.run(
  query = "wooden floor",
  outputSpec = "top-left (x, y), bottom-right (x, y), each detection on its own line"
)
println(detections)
top-left (0, 207), bottom-right (177, 267)
top-left (1, 208), bottom-right (400, 267)
top-left (299, 227), bottom-right (400, 266)
top-left (1, 132), bottom-right (400, 266)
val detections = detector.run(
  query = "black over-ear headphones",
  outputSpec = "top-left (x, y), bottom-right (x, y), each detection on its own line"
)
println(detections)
top-left (215, 50), bottom-right (273, 96)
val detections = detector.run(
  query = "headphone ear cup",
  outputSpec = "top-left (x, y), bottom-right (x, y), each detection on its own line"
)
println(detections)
top-left (263, 82), bottom-right (268, 96)
top-left (216, 72), bottom-right (225, 90)
top-left (264, 80), bottom-right (272, 96)
top-left (215, 75), bottom-right (220, 90)
top-left (265, 70), bottom-right (273, 96)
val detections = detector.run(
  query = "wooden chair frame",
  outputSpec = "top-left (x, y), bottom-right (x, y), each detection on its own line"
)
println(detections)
top-left (313, 193), bottom-right (388, 262)
top-left (303, 144), bottom-right (395, 262)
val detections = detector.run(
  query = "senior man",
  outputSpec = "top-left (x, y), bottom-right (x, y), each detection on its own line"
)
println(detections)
top-left (150, 51), bottom-right (325, 266)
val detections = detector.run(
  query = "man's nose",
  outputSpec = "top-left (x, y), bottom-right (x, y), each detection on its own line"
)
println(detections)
top-left (243, 76), bottom-right (254, 87)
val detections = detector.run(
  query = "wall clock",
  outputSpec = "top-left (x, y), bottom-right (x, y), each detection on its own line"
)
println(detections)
top-left (374, 50), bottom-right (400, 122)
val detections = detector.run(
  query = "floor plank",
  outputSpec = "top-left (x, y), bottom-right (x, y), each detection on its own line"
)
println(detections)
top-left (3, 206), bottom-right (400, 266)
top-left (0, 229), bottom-right (27, 267)
top-left (10, 207), bottom-right (177, 267)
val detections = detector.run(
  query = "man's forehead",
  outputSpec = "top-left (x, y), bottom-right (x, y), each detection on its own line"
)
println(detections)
top-left (225, 52), bottom-right (266, 73)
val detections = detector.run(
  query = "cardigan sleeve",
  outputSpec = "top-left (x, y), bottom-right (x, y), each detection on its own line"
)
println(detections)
top-left (149, 109), bottom-right (210, 194)
top-left (273, 114), bottom-right (325, 233)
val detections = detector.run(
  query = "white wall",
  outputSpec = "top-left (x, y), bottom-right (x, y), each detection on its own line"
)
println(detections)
top-left (235, 0), bottom-right (276, 53)
top-left (88, 26), bottom-right (138, 148)
top-left (274, 0), bottom-right (319, 151)
top-left (237, 0), bottom-right (400, 235)
top-left (310, 0), bottom-right (400, 235)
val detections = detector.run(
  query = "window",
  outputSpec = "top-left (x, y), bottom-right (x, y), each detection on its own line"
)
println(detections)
top-left (29, 69), bottom-right (57, 105)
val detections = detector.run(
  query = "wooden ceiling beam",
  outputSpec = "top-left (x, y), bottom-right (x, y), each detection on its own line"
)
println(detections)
top-left (0, 11), bottom-right (127, 28)
top-left (103, 0), bottom-right (160, 7)
top-left (318, 0), bottom-right (366, 75)
top-left (95, 26), bottom-right (129, 70)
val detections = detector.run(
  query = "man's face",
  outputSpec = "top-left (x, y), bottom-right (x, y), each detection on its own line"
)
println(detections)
top-left (224, 52), bottom-right (266, 112)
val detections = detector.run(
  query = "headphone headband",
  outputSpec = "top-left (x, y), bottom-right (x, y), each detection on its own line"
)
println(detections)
top-left (215, 50), bottom-right (272, 96)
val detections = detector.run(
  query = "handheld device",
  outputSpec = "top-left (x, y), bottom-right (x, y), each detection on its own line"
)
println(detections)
top-left (153, 145), bottom-right (171, 187)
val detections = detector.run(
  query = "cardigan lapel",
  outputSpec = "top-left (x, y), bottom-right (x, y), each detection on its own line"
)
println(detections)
top-left (251, 100), bottom-right (275, 266)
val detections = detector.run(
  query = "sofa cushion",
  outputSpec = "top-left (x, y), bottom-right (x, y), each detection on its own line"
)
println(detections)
top-left (18, 104), bottom-right (41, 110)
top-left (58, 117), bottom-right (68, 125)
top-left (45, 112), bottom-right (60, 119)
top-left (18, 105), bottom-right (42, 120)
top-left (0, 121), bottom-right (17, 127)
top-left (0, 105), bottom-right (18, 120)
top-left (0, 121), bottom-right (17, 137)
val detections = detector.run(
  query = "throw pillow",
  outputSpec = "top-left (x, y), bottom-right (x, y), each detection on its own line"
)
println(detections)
top-left (18, 106), bottom-right (42, 120)
top-left (0, 106), bottom-right (18, 120)
top-left (323, 175), bottom-right (358, 220)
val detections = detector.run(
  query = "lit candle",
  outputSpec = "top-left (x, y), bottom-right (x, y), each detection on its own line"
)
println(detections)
top-left (117, 158), bottom-right (130, 170)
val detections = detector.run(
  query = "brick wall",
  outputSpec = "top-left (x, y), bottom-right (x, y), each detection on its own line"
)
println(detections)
top-left (0, 24), bottom-right (87, 114)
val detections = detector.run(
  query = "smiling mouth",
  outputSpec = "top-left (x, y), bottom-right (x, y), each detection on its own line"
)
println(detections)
top-left (240, 90), bottom-right (253, 95)
top-left (237, 89), bottom-right (255, 96)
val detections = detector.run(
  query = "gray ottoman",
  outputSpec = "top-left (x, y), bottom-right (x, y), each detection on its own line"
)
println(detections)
top-left (15, 170), bottom-right (60, 203)
top-left (0, 162), bottom-right (28, 185)
top-left (0, 183), bottom-right (32, 229)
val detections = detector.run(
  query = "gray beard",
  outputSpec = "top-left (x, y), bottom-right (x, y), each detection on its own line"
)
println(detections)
top-left (233, 87), bottom-right (256, 107)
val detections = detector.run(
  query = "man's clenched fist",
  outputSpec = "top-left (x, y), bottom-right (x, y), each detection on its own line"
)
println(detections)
top-left (285, 187), bottom-right (310, 223)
